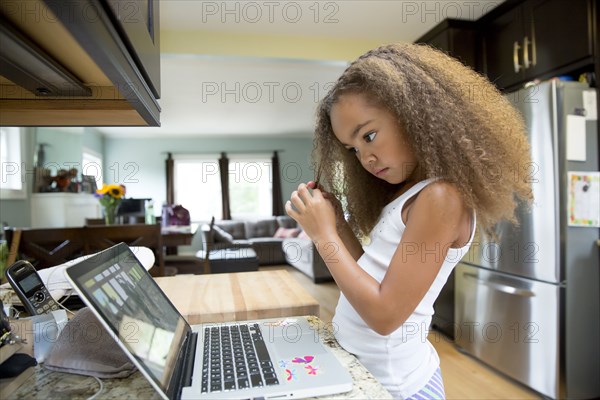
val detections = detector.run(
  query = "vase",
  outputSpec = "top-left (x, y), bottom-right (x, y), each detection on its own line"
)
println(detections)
top-left (103, 205), bottom-right (118, 225)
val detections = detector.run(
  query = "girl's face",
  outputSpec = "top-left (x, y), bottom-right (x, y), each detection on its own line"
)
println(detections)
top-left (330, 93), bottom-right (418, 185)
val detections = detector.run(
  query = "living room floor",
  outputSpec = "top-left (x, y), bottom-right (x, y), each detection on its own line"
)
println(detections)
top-left (260, 265), bottom-right (541, 400)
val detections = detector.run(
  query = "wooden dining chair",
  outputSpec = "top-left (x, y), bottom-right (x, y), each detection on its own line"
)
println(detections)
top-left (163, 217), bottom-right (212, 275)
top-left (5, 227), bottom-right (86, 270)
top-left (202, 216), bottom-right (216, 274)
top-left (7, 224), bottom-right (168, 276)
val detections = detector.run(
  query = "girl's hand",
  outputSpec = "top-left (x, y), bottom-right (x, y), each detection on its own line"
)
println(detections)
top-left (307, 181), bottom-right (345, 224)
top-left (286, 182), bottom-right (338, 243)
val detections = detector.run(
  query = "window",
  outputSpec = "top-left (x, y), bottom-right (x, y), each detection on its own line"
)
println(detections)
top-left (174, 156), bottom-right (222, 221)
top-left (82, 148), bottom-right (103, 189)
top-left (229, 155), bottom-right (272, 219)
top-left (0, 127), bottom-right (26, 199)
top-left (173, 154), bottom-right (273, 222)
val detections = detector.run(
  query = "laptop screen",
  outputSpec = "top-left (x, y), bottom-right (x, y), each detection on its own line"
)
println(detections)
top-left (67, 244), bottom-right (189, 395)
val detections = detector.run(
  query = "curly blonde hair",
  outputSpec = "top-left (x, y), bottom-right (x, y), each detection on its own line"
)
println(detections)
top-left (313, 43), bottom-right (533, 239)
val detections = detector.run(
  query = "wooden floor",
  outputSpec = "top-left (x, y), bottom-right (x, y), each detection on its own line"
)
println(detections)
top-left (261, 265), bottom-right (542, 400)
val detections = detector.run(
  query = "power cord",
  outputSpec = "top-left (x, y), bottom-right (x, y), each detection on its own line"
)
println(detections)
top-left (56, 292), bottom-right (76, 316)
top-left (8, 304), bottom-right (21, 319)
top-left (43, 266), bottom-right (77, 316)
top-left (87, 376), bottom-right (104, 400)
top-left (42, 366), bottom-right (104, 400)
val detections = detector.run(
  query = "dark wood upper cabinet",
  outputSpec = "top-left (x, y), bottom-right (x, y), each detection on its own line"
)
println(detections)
top-left (105, 0), bottom-right (160, 98)
top-left (0, 0), bottom-right (161, 127)
top-left (482, 0), bottom-right (594, 91)
top-left (415, 19), bottom-right (479, 72)
top-left (482, 5), bottom-right (524, 89)
top-left (526, 0), bottom-right (592, 78)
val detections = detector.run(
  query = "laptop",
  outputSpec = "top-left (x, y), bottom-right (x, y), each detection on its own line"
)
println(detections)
top-left (64, 243), bottom-right (353, 399)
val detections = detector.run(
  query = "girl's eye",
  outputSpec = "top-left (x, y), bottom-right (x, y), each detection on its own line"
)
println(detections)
top-left (364, 131), bottom-right (377, 143)
top-left (347, 147), bottom-right (358, 154)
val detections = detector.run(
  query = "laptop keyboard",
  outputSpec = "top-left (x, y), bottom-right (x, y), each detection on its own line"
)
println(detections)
top-left (201, 323), bottom-right (280, 393)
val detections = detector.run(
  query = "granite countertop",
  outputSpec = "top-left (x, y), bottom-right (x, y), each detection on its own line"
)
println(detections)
top-left (304, 316), bottom-right (392, 399)
top-left (7, 316), bottom-right (391, 399)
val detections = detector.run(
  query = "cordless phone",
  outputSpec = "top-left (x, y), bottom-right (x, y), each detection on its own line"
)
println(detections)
top-left (5, 260), bottom-right (60, 316)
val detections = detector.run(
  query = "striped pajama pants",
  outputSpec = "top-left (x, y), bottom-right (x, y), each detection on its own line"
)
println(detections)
top-left (404, 368), bottom-right (446, 400)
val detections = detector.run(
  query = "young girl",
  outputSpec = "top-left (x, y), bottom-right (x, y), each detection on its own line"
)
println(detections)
top-left (285, 43), bottom-right (532, 399)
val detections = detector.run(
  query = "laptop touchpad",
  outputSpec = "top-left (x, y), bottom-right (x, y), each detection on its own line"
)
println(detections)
top-left (270, 335), bottom-right (327, 359)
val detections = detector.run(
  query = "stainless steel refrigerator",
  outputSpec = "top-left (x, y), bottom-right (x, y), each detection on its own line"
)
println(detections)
top-left (455, 80), bottom-right (599, 399)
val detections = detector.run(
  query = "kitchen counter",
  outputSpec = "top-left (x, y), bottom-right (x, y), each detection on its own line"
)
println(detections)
top-left (6, 316), bottom-right (392, 399)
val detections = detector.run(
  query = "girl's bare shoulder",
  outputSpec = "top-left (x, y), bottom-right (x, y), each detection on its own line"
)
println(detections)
top-left (411, 180), bottom-right (468, 221)
top-left (420, 180), bottom-right (464, 203)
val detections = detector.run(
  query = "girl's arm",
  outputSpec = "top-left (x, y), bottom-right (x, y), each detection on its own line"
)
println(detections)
top-left (335, 219), bottom-right (364, 261)
top-left (286, 181), bottom-right (470, 336)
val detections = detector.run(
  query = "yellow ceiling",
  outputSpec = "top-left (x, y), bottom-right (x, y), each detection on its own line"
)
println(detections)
top-left (161, 30), bottom-right (388, 61)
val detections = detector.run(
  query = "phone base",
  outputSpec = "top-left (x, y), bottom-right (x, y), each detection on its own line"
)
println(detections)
top-left (8, 310), bottom-right (68, 363)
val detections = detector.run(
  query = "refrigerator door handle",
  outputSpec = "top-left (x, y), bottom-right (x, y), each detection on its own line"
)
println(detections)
top-left (463, 272), bottom-right (535, 297)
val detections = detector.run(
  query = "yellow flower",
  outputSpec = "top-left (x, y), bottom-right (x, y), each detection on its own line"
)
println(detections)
top-left (107, 184), bottom-right (125, 199)
top-left (96, 183), bottom-right (126, 200)
top-left (96, 183), bottom-right (109, 195)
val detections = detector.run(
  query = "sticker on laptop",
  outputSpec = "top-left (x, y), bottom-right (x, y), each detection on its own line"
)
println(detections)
top-left (305, 365), bottom-right (319, 375)
top-left (292, 356), bottom-right (314, 364)
top-left (278, 355), bottom-right (321, 380)
top-left (284, 368), bottom-right (297, 381)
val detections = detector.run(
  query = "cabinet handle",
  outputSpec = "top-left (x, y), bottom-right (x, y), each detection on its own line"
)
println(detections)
top-left (529, 19), bottom-right (537, 68)
top-left (530, 35), bottom-right (537, 67)
top-left (523, 37), bottom-right (531, 69)
top-left (513, 41), bottom-right (522, 73)
top-left (523, 36), bottom-right (536, 69)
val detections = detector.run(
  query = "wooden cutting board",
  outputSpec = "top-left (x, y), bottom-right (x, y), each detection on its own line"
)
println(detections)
top-left (154, 270), bottom-right (320, 324)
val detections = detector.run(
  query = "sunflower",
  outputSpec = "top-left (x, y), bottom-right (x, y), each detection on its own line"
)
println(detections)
top-left (108, 184), bottom-right (125, 199)
top-left (97, 183), bottom-right (126, 199)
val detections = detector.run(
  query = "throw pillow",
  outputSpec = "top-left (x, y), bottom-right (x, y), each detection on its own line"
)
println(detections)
top-left (273, 227), bottom-right (300, 239)
top-left (213, 225), bottom-right (234, 244)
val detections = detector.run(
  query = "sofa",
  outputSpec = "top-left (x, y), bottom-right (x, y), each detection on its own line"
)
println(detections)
top-left (199, 216), bottom-right (333, 283)
top-left (199, 216), bottom-right (301, 266)
top-left (282, 237), bottom-right (333, 283)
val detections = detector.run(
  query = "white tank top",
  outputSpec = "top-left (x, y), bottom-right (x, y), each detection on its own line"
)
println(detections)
top-left (333, 179), bottom-right (476, 398)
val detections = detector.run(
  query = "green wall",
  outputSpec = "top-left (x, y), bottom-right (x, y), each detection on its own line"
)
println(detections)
top-left (35, 127), bottom-right (104, 173)
top-left (36, 127), bottom-right (84, 171)
top-left (83, 129), bottom-right (105, 156)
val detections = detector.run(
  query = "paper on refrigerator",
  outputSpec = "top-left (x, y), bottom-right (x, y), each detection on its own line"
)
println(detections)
top-left (568, 172), bottom-right (600, 227)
